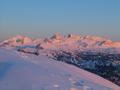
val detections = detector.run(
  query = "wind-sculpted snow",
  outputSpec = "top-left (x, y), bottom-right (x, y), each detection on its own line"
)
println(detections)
top-left (0, 48), bottom-right (120, 90)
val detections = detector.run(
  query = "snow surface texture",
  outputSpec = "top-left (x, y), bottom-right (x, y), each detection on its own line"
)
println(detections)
top-left (0, 48), bottom-right (120, 90)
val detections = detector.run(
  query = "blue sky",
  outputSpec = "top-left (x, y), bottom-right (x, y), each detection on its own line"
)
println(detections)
top-left (0, 0), bottom-right (120, 41)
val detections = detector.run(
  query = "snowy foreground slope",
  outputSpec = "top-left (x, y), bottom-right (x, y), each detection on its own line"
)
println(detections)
top-left (0, 48), bottom-right (120, 90)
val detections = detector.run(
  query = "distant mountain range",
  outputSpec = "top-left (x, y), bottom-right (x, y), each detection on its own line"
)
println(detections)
top-left (1, 33), bottom-right (120, 52)
top-left (0, 33), bottom-right (120, 86)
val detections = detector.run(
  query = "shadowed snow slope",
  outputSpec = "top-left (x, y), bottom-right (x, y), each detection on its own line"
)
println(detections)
top-left (0, 48), bottom-right (120, 90)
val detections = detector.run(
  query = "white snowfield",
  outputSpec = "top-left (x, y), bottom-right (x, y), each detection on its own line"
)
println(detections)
top-left (0, 48), bottom-right (120, 90)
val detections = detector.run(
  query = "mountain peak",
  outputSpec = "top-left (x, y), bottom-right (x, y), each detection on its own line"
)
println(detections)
top-left (51, 33), bottom-right (63, 40)
top-left (82, 35), bottom-right (106, 41)
top-left (67, 34), bottom-right (81, 40)
top-left (0, 35), bottom-right (32, 47)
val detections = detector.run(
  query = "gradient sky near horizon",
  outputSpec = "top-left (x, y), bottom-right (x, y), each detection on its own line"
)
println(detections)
top-left (0, 0), bottom-right (120, 41)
